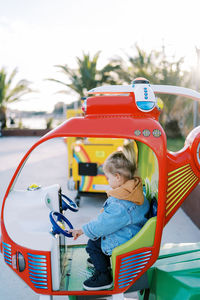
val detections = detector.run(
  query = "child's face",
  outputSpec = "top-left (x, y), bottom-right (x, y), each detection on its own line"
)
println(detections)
top-left (105, 171), bottom-right (126, 189)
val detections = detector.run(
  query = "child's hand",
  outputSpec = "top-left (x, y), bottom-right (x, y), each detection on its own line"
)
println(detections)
top-left (68, 228), bottom-right (83, 240)
top-left (100, 208), bottom-right (104, 213)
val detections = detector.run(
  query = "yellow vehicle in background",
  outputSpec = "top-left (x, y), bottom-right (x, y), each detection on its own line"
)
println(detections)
top-left (65, 108), bottom-right (83, 181)
top-left (65, 109), bottom-right (126, 206)
top-left (67, 137), bottom-right (125, 206)
top-left (65, 109), bottom-right (137, 206)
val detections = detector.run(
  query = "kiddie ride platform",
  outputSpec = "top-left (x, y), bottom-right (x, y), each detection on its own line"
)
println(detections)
top-left (1, 78), bottom-right (200, 300)
top-left (139, 242), bottom-right (200, 300)
top-left (60, 245), bottom-right (93, 292)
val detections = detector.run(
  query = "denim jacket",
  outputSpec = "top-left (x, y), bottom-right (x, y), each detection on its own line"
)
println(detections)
top-left (82, 195), bottom-right (149, 255)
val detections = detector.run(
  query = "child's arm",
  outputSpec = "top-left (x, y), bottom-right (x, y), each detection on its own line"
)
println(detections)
top-left (68, 228), bottom-right (83, 240)
top-left (83, 200), bottom-right (130, 240)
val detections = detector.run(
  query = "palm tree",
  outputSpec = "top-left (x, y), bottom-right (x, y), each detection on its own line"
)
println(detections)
top-left (112, 45), bottom-right (162, 84)
top-left (0, 67), bottom-right (33, 128)
top-left (114, 45), bottom-right (191, 136)
top-left (48, 52), bottom-right (120, 101)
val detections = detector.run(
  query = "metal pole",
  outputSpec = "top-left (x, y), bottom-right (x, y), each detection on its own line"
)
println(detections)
top-left (193, 47), bottom-right (200, 128)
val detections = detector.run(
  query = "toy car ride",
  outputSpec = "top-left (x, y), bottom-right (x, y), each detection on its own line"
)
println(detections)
top-left (1, 78), bottom-right (200, 300)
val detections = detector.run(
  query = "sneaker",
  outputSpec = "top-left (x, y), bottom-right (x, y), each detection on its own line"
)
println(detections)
top-left (87, 258), bottom-right (94, 268)
top-left (83, 270), bottom-right (113, 291)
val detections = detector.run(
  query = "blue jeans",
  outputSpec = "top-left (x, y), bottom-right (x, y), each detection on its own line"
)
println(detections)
top-left (86, 238), bottom-right (111, 273)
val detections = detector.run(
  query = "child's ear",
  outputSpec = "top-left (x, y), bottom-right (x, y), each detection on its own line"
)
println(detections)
top-left (115, 173), bottom-right (121, 181)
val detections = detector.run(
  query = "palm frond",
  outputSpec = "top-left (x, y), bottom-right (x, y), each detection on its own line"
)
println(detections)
top-left (0, 68), bottom-right (33, 105)
top-left (48, 51), bottom-right (121, 98)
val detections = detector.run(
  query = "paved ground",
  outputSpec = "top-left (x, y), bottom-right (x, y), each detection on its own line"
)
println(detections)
top-left (0, 137), bottom-right (199, 300)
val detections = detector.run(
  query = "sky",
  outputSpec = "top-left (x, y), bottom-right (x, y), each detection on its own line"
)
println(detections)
top-left (1, 0), bottom-right (200, 112)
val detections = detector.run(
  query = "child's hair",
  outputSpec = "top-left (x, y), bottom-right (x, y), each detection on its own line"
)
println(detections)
top-left (123, 141), bottom-right (137, 166)
top-left (103, 147), bottom-right (137, 180)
